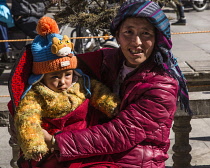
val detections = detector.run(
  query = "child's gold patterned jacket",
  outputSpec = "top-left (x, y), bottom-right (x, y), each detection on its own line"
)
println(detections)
top-left (15, 77), bottom-right (120, 160)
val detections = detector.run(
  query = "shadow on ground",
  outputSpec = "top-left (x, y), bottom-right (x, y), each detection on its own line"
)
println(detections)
top-left (190, 136), bottom-right (210, 141)
top-left (0, 71), bottom-right (10, 85)
top-left (167, 166), bottom-right (210, 168)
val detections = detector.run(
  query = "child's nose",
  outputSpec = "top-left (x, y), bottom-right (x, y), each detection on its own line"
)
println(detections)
top-left (60, 77), bottom-right (65, 84)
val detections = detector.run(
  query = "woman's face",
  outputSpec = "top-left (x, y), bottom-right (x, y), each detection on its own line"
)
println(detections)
top-left (116, 17), bottom-right (155, 68)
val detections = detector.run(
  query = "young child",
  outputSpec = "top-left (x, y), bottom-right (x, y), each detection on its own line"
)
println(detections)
top-left (14, 16), bottom-right (120, 166)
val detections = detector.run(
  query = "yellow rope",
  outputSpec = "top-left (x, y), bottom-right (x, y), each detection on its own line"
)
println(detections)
top-left (1, 30), bottom-right (210, 42)
top-left (0, 95), bottom-right (10, 97)
top-left (171, 30), bottom-right (210, 35)
top-left (0, 39), bottom-right (34, 42)
top-left (0, 36), bottom-right (112, 43)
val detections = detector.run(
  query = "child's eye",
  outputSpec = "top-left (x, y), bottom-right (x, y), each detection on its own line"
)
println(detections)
top-left (51, 76), bottom-right (59, 79)
top-left (66, 73), bottom-right (72, 76)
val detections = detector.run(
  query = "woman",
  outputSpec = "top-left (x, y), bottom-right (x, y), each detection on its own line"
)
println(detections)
top-left (44, 0), bottom-right (191, 167)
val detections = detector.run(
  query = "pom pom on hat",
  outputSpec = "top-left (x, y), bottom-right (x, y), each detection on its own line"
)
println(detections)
top-left (36, 16), bottom-right (59, 36)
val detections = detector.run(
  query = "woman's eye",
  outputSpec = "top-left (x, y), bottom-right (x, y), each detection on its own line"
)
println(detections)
top-left (124, 30), bottom-right (132, 34)
top-left (143, 30), bottom-right (154, 36)
top-left (142, 31), bottom-right (150, 35)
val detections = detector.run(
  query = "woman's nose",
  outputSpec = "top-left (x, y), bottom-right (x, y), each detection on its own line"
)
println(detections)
top-left (132, 35), bottom-right (142, 45)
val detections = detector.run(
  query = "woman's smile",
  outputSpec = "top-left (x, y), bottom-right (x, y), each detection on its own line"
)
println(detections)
top-left (129, 48), bottom-right (143, 54)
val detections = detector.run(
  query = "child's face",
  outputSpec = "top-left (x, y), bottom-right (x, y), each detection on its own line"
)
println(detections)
top-left (42, 69), bottom-right (73, 92)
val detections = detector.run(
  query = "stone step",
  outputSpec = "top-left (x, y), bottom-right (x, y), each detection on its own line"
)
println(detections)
top-left (176, 91), bottom-right (210, 118)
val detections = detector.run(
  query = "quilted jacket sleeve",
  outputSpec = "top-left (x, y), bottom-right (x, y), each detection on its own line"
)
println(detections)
top-left (55, 75), bottom-right (178, 162)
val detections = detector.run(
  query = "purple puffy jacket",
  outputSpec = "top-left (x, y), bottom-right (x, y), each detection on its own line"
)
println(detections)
top-left (55, 48), bottom-right (179, 168)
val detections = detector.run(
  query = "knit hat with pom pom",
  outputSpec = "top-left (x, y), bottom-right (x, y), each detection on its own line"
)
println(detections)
top-left (31, 16), bottom-right (77, 75)
top-left (26, 16), bottom-right (77, 87)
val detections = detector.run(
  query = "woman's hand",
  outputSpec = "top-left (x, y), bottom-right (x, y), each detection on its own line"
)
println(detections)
top-left (42, 129), bottom-right (59, 151)
top-left (42, 129), bottom-right (53, 148)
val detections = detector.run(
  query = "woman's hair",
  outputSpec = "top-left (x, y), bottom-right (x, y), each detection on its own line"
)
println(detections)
top-left (110, 0), bottom-right (192, 114)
